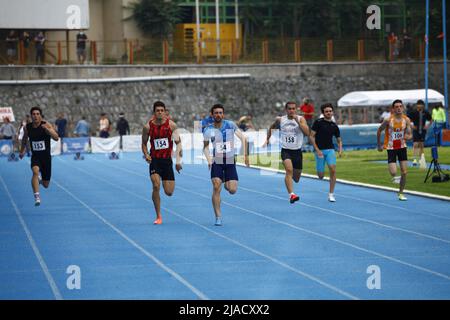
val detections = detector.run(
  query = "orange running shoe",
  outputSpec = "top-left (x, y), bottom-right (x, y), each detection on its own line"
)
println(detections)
top-left (289, 193), bottom-right (300, 204)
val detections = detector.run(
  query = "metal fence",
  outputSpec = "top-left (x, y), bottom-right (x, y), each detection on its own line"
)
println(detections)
top-left (0, 37), bottom-right (446, 65)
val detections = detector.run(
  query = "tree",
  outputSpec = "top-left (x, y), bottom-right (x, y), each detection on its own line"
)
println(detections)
top-left (127, 0), bottom-right (182, 39)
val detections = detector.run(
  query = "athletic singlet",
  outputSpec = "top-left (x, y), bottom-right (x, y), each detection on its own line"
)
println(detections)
top-left (149, 118), bottom-right (173, 159)
top-left (204, 119), bottom-right (237, 159)
top-left (26, 122), bottom-right (51, 156)
top-left (280, 115), bottom-right (304, 150)
top-left (384, 115), bottom-right (408, 150)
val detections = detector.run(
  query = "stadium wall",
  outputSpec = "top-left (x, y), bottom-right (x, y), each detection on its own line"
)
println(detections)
top-left (0, 62), bottom-right (448, 135)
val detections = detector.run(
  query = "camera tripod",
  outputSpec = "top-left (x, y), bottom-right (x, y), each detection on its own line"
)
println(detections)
top-left (424, 150), bottom-right (445, 182)
top-left (424, 132), bottom-right (448, 183)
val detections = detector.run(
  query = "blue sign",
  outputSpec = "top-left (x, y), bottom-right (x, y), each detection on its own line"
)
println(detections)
top-left (62, 137), bottom-right (90, 154)
top-left (339, 124), bottom-right (380, 149)
top-left (0, 140), bottom-right (13, 156)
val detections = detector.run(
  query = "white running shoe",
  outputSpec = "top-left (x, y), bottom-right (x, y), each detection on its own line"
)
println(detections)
top-left (328, 194), bottom-right (336, 202)
top-left (34, 194), bottom-right (41, 206)
top-left (391, 176), bottom-right (401, 184)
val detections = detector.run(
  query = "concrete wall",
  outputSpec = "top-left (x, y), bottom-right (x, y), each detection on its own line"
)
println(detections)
top-left (0, 62), bottom-right (448, 136)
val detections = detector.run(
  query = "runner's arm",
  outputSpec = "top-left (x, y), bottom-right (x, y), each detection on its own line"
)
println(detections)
top-left (42, 121), bottom-right (59, 141)
top-left (170, 121), bottom-right (183, 172)
top-left (405, 118), bottom-right (413, 140)
top-left (141, 124), bottom-right (151, 162)
top-left (297, 116), bottom-right (310, 136)
top-left (377, 119), bottom-right (388, 151)
top-left (336, 137), bottom-right (343, 157)
top-left (203, 140), bottom-right (212, 169)
top-left (264, 117), bottom-right (281, 146)
top-left (308, 130), bottom-right (323, 157)
top-left (235, 128), bottom-right (250, 167)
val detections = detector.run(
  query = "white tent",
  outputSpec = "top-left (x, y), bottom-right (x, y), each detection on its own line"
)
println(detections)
top-left (337, 89), bottom-right (445, 108)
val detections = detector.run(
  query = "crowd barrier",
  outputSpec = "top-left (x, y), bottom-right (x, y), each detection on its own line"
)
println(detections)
top-left (1, 126), bottom-right (448, 158)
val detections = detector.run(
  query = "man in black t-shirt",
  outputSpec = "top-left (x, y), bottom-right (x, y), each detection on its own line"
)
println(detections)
top-left (309, 103), bottom-right (343, 202)
top-left (116, 112), bottom-right (130, 149)
top-left (76, 30), bottom-right (88, 64)
top-left (6, 31), bottom-right (18, 64)
top-left (409, 100), bottom-right (431, 166)
top-left (19, 107), bottom-right (59, 206)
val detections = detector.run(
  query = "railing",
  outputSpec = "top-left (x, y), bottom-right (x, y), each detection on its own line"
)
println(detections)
top-left (0, 37), bottom-right (446, 65)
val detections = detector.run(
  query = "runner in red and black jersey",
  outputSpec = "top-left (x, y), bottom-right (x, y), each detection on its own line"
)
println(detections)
top-left (141, 101), bottom-right (182, 225)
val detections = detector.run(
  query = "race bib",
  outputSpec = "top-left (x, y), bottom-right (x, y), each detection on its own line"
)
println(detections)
top-left (32, 141), bottom-right (46, 151)
top-left (284, 135), bottom-right (297, 145)
top-left (154, 138), bottom-right (169, 150)
top-left (216, 141), bottom-right (231, 154)
top-left (391, 131), bottom-right (404, 140)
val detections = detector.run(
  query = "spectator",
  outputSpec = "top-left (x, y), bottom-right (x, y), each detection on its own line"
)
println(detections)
top-left (55, 113), bottom-right (67, 138)
top-left (380, 106), bottom-right (392, 122)
top-left (0, 117), bottom-right (17, 140)
top-left (116, 112), bottom-right (130, 149)
top-left (6, 31), bottom-right (19, 64)
top-left (299, 97), bottom-right (315, 128)
top-left (409, 100), bottom-right (432, 165)
top-left (401, 28), bottom-right (412, 60)
top-left (201, 112), bottom-right (214, 133)
top-left (73, 116), bottom-right (90, 137)
top-left (76, 30), bottom-right (88, 64)
top-left (237, 114), bottom-right (255, 132)
top-left (21, 31), bottom-right (31, 63)
top-left (432, 103), bottom-right (447, 146)
top-left (406, 103), bottom-right (414, 118)
top-left (17, 116), bottom-right (31, 155)
top-left (388, 32), bottom-right (399, 60)
top-left (99, 113), bottom-right (111, 138)
top-left (34, 31), bottom-right (46, 64)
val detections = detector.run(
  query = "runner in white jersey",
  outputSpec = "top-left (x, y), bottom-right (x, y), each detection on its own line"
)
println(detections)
top-left (264, 101), bottom-right (310, 203)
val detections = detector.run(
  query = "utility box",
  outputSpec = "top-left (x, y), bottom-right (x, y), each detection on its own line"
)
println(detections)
top-left (174, 23), bottom-right (242, 57)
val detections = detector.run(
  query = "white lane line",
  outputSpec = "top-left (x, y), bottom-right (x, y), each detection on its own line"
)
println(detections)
top-left (124, 158), bottom-right (450, 245)
top-left (99, 157), bottom-right (450, 282)
top-left (52, 163), bottom-right (209, 300)
top-left (0, 175), bottom-right (63, 300)
top-left (61, 158), bottom-right (359, 299)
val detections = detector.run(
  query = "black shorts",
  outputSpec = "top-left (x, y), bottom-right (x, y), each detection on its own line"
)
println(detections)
top-left (211, 162), bottom-right (239, 182)
top-left (387, 148), bottom-right (408, 164)
top-left (281, 148), bottom-right (303, 170)
top-left (149, 158), bottom-right (174, 181)
top-left (413, 129), bottom-right (427, 142)
top-left (31, 155), bottom-right (52, 181)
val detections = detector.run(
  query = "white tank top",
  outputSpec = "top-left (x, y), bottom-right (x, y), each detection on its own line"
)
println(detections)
top-left (280, 115), bottom-right (304, 150)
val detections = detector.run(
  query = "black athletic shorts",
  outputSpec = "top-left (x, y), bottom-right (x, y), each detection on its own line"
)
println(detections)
top-left (413, 129), bottom-right (427, 142)
top-left (281, 148), bottom-right (303, 170)
top-left (387, 148), bottom-right (408, 164)
top-left (31, 154), bottom-right (52, 181)
top-left (149, 158), bottom-right (175, 181)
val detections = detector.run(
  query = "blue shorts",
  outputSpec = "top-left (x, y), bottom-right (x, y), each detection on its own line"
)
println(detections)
top-left (211, 162), bottom-right (239, 182)
top-left (315, 149), bottom-right (336, 173)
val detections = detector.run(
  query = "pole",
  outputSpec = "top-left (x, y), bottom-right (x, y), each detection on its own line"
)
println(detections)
top-left (442, 0), bottom-right (449, 128)
top-left (66, 30), bottom-right (70, 64)
top-left (235, 0), bottom-right (239, 40)
top-left (195, 0), bottom-right (201, 63)
top-left (425, 0), bottom-right (430, 111)
top-left (216, 0), bottom-right (220, 61)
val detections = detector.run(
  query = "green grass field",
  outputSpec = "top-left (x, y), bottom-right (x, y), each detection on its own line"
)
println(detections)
top-left (238, 147), bottom-right (450, 197)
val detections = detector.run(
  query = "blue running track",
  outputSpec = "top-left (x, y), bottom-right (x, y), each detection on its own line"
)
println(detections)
top-left (1, 152), bottom-right (449, 299)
